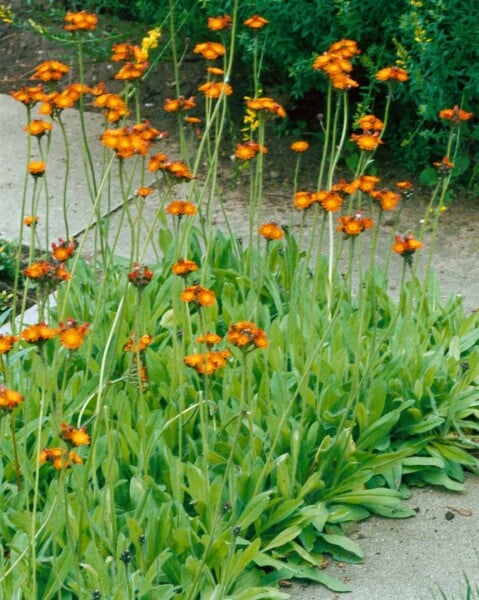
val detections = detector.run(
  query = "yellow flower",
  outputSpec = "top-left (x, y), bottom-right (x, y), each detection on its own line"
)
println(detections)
top-left (141, 27), bottom-right (161, 55)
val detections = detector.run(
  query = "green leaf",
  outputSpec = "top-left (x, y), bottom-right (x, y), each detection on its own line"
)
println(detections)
top-left (237, 491), bottom-right (272, 530)
top-left (318, 533), bottom-right (364, 560)
top-left (262, 526), bottom-right (303, 552)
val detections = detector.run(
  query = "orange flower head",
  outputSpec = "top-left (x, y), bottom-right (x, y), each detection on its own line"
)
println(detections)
top-left (31, 61), bottom-right (69, 82)
top-left (293, 190), bottom-right (315, 210)
top-left (291, 140), bottom-right (309, 153)
top-left (328, 39), bottom-right (361, 59)
top-left (181, 285), bottom-right (216, 307)
top-left (164, 96), bottom-right (196, 112)
top-left (235, 141), bottom-right (267, 160)
top-left (316, 190), bottom-right (343, 212)
top-left (64, 11), bottom-right (97, 31)
top-left (184, 349), bottom-right (231, 375)
top-left (198, 81), bottom-right (233, 98)
top-left (337, 213), bottom-right (374, 237)
top-left (40, 447), bottom-right (83, 469)
top-left (375, 66), bottom-right (408, 82)
top-left (393, 234), bottom-right (424, 265)
top-left (124, 333), bottom-right (153, 353)
top-left (51, 238), bottom-right (76, 262)
top-left (135, 186), bottom-right (154, 197)
top-left (227, 321), bottom-right (269, 350)
top-left (370, 189), bottom-right (400, 211)
top-left (114, 61), bottom-right (148, 81)
top-left (246, 97), bottom-right (286, 118)
top-left (355, 175), bottom-right (380, 192)
top-left (127, 263), bottom-right (154, 288)
top-left (259, 222), bottom-right (285, 240)
top-left (439, 106), bottom-right (473, 124)
top-left (433, 156), bottom-right (454, 174)
top-left (58, 318), bottom-right (90, 350)
top-left (20, 322), bottom-right (58, 344)
top-left (0, 334), bottom-right (17, 354)
top-left (208, 15), bottom-right (232, 31)
top-left (193, 42), bottom-right (226, 60)
top-left (350, 132), bottom-right (383, 151)
top-left (244, 15), bottom-right (269, 29)
top-left (172, 259), bottom-right (199, 277)
top-left (28, 161), bottom-right (46, 177)
top-left (10, 85), bottom-right (46, 107)
top-left (359, 115), bottom-right (384, 131)
top-left (0, 385), bottom-right (23, 411)
top-left (24, 120), bottom-right (52, 137)
top-left (60, 422), bottom-right (91, 446)
top-left (166, 200), bottom-right (197, 216)
top-left (196, 332), bottom-right (222, 346)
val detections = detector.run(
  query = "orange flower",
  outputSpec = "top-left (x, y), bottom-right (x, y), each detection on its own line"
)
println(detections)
top-left (355, 175), bottom-right (380, 192)
top-left (291, 140), bottom-right (309, 153)
top-left (208, 15), bottom-right (232, 31)
top-left (114, 62), bottom-right (148, 81)
top-left (0, 385), bottom-right (23, 411)
top-left (93, 93), bottom-right (129, 122)
top-left (246, 97), bottom-right (286, 118)
top-left (24, 120), bottom-right (52, 137)
top-left (259, 222), bottom-right (284, 240)
top-left (40, 447), bottom-right (83, 469)
top-left (358, 115), bottom-right (384, 131)
top-left (375, 66), bottom-right (408, 82)
top-left (28, 161), bottom-right (46, 177)
top-left (147, 153), bottom-right (169, 172)
top-left (332, 178), bottom-right (360, 195)
top-left (227, 321), bottom-right (268, 350)
top-left (244, 15), bottom-right (269, 29)
top-left (166, 161), bottom-right (194, 181)
top-left (196, 332), bottom-right (222, 346)
top-left (24, 261), bottom-right (70, 284)
top-left (59, 318), bottom-right (90, 350)
top-left (60, 422), bottom-right (90, 446)
top-left (439, 106), bottom-right (473, 124)
top-left (31, 61), bottom-right (69, 82)
top-left (316, 190), bottom-right (343, 212)
top-left (393, 234), bottom-right (424, 265)
top-left (337, 213), bottom-right (374, 237)
top-left (433, 156), bottom-right (454, 173)
top-left (207, 66), bottom-right (224, 76)
top-left (370, 189), bottom-right (400, 211)
top-left (172, 259), bottom-right (199, 277)
top-left (293, 190), bottom-right (315, 210)
top-left (350, 132), bottom-right (383, 151)
top-left (328, 39), bottom-right (361, 59)
top-left (184, 349), bottom-right (231, 375)
top-left (0, 334), bottom-right (17, 354)
top-left (166, 201), bottom-right (197, 216)
top-left (184, 116), bottom-right (202, 125)
top-left (127, 263), bottom-right (154, 288)
top-left (198, 81), bottom-right (233, 98)
top-left (10, 85), bottom-right (46, 107)
top-left (164, 96), bottom-right (196, 112)
top-left (124, 333), bottom-right (153, 353)
top-left (51, 238), bottom-right (76, 262)
top-left (193, 42), bottom-right (226, 60)
top-left (235, 141), bottom-right (268, 160)
top-left (135, 186), bottom-right (154, 197)
top-left (20, 323), bottom-right (58, 344)
top-left (181, 285), bottom-right (216, 307)
top-left (64, 11), bottom-right (97, 31)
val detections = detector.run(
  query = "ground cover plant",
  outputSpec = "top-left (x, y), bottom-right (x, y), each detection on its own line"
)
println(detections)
top-left (1, 4), bottom-right (479, 599)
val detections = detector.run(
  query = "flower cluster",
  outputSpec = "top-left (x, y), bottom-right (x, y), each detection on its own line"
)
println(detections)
top-left (313, 39), bottom-right (360, 90)
top-left (208, 15), bottom-right (232, 31)
top-left (60, 422), bottom-right (90, 446)
top-left (31, 61), bottom-right (69, 82)
top-left (165, 200), bottom-right (197, 216)
top-left (123, 334), bottom-right (153, 353)
top-left (181, 285), bottom-right (216, 307)
top-left (172, 259), bottom-right (199, 277)
top-left (259, 222), bottom-right (284, 240)
top-left (184, 349), bottom-right (231, 375)
top-left (101, 123), bottom-right (163, 159)
top-left (369, 188), bottom-right (401, 211)
top-left (58, 319), bottom-right (90, 350)
top-left (235, 141), bottom-right (268, 160)
top-left (93, 93), bottom-right (129, 123)
top-left (127, 263), bottom-right (154, 288)
top-left (337, 213), bottom-right (374, 237)
top-left (23, 260), bottom-right (71, 285)
top-left (198, 81), bottom-right (233, 99)
top-left (20, 323), bottom-right (59, 344)
top-left (245, 97), bottom-right (286, 119)
top-left (392, 234), bottom-right (424, 265)
top-left (111, 43), bottom-right (148, 80)
top-left (164, 96), bottom-right (196, 113)
top-left (148, 155), bottom-right (194, 180)
top-left (375, 66), bottom-right (408, 83)
top-left (64, 11), bottom-right (97, 32)
top-left (40, 447), bottom-right (83, 470)
top-left (439, 106), bottom-right (473, 124)
top-left (350, 114), bottom-right (384, 151)
top-left (227, 321), bottom-right (269, 350)
top-left (193, 42), bottom-right (226, 60)
top-left (0, 385), bottom-right (23, 412)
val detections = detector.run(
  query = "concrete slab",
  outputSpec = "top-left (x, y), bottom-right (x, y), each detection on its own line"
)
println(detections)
top-left (288, 476), bottom-right (479, 600)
